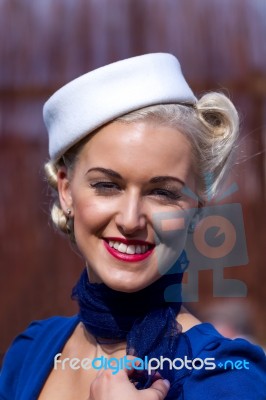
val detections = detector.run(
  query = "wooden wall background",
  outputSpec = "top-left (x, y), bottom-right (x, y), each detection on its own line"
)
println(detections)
top-left (1, 0), bottom-right (266, 363)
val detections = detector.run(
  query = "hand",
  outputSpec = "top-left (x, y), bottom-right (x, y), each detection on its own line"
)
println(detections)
top-left (88, 368), bottom-right (170, 400)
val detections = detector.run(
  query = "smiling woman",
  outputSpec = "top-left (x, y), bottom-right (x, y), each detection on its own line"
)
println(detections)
top-left (56, 121), bottom-right (196, 293)
top-left (0, 54), bottom-right (265, 400)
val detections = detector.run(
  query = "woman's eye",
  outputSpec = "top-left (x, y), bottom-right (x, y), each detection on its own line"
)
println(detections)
top-left (90, 182), bottom-right (120, 193)
top-left (151, 189), bottom-right (181, 201)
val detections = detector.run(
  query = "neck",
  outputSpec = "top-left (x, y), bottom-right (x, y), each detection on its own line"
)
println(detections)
top-left (72, 267), bottom-right (183, 340)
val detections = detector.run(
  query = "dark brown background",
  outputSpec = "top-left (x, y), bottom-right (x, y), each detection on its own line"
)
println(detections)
top-left (1, 0), bottom-right (266, 364)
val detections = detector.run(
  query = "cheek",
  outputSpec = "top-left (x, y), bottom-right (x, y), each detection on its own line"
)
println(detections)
top-left (152, 206), bottom-right (195, 275)
top-left (73, 197), bottom-right (114, 235)
top-left (154, 228), bottom-right (189, 276)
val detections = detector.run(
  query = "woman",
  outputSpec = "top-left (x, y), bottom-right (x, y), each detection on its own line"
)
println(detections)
top-left (0, 53), bottom-right (265, 399)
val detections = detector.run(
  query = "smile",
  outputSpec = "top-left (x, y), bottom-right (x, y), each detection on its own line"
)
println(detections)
top-left (103, 238), bottom-right (155, 262)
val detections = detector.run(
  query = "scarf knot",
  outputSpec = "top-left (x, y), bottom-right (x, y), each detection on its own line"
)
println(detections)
top-left (71, 251), bottom-right (191, 398)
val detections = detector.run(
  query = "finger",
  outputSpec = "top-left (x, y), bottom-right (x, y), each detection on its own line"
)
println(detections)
top-left (122, 356), bottom-right (143, 378)
top-left (147, 379), bottom-right (170, 400)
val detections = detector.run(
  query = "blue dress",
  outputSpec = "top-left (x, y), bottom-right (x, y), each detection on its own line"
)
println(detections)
top-left (0, 315), bottom-right (265, 399)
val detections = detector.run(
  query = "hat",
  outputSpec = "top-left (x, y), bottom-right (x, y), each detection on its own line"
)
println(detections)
top-left (43, 53), bottom-right (197, 160)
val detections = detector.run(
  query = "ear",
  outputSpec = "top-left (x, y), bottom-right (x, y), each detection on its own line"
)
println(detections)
top-left (57, 167), bottom-right (73, 214)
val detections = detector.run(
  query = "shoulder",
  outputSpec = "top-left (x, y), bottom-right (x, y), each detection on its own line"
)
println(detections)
top-left (0, 315), bottom-right (79, 400)
top-left (182, 323), bottom-right (266, 399)
top-left (177, 306), bottom-right (202, 333)
top-left (1, 315), bottom-right (78, 358)
top-left (185, 321), bottom-right (265, 360)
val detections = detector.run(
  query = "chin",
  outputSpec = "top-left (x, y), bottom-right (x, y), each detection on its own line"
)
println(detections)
top-left (103, 272), bottom-right (160, 293)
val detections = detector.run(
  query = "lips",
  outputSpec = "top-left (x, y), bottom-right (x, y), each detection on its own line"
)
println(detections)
top-left (103, 237), bottom-right (155, 262)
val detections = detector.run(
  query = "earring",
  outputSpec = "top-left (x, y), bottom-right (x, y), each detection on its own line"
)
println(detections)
top-left (188, 221), bottom-right (196, 234)
top-left (188, 207), bottom-right (203, 233)
top-left (66, 208), bottom-right (72, 216)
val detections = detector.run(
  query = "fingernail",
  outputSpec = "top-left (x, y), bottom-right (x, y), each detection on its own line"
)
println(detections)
top-left (163, 379), bottom-right (170, 389)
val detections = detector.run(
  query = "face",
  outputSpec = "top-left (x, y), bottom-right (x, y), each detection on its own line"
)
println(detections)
top-left (58, 121), bottom-right (198, 292)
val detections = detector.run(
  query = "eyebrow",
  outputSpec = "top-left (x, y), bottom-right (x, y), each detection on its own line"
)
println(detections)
top-left (86, 167), bottom-right (185, 186)
top-left (150, 175), bottom-right (185, 186)
top-left (86, 167), bottom-right (122, 179)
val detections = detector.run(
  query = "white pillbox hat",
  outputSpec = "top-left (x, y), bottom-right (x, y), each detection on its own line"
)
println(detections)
top-left (43, 53), bottom-right (197, 160)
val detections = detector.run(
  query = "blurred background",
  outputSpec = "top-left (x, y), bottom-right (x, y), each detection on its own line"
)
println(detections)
top-left (1, 0), bottom-right (266, 363)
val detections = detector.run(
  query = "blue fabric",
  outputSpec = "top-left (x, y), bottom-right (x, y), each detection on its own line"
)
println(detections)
top-left (72, 267), bottom-right (183, 340)
top-left (72, 267), bottom-right (186, 395)
top-left (0, 315), bottom-right (265, 400)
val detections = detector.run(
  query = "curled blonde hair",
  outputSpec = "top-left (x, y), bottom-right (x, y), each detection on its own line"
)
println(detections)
top-left (44, 92), bottom-right (239, 236)
top-left (44, 161), bottom-right (74, 237)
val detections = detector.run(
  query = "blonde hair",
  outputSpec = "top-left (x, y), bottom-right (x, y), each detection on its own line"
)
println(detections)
top-left (44, 92), bottom-right (239, 236)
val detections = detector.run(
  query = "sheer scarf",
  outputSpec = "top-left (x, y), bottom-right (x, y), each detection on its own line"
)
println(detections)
top-left (72, 251), bottom-right (192, 398)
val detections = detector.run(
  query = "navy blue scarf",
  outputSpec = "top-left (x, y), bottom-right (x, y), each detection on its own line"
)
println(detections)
top-left (72, 251), bottom-right (192, 399)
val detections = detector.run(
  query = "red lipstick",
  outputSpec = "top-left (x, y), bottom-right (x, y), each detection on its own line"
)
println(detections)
top-left (103, 237), bottom-right (155, 263)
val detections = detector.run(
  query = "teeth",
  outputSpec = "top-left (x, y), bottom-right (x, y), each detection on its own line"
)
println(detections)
top-left (136, 245), bottom-right (141, 254)
top-left (126, 245), bottom-right (135, 254)
top-left (107, 240), bottom-right (150, 255)
top-left (118, 243), bottom-right (127, 253)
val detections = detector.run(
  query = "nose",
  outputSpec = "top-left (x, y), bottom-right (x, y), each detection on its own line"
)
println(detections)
top-left (115, 191), bottom-right (147, 235)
